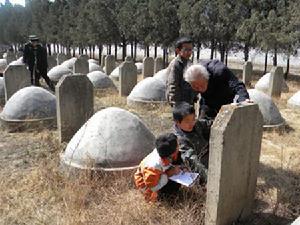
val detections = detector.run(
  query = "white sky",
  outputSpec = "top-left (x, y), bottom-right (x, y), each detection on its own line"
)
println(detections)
top-left (0, 0), bottom-right (25, 6)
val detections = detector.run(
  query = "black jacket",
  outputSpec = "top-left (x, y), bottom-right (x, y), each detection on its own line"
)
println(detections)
top-left (23, 42), bottom-right (48, 72)
top-left (199, 59), bottom-right (250, 118)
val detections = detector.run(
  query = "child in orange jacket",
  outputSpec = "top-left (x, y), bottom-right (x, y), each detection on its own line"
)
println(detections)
top-left (134, 133), bottom-right (182, 202)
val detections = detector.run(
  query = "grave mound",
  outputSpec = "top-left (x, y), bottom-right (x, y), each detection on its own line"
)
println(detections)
top-left (255, 72), bottom-right (288, 93)
top-left (87, 71), bottom-right (116, 89)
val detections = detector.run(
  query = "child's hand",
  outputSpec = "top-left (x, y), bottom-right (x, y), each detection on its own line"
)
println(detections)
top-left (166, 166), bottom-right (181, 177)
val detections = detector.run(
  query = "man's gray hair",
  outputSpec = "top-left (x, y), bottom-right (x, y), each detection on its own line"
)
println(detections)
top-left (184, 64), bottom-right (209, 83)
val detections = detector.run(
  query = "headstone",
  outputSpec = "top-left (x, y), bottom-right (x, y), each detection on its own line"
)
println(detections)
top-left (125, 56), bottom-right (132, 62)
top-left (56, 75), bottom-right (94, 143)
top-left (269, 66), bottom-right (283, 98)
top-left (205, 103), bottom-right (263, 225)
top-left (119, 61), bottom-right (137, 96)
top-left (0, 52), bottom-right (3, 59)
top-left (105, 55), bottom-right (115, 75)
top-left (154, 57), bottom-right (163, 73)
top-left (101, 55), bottom-right (106, 68)
top-left (47, 55), bottom-right (57, 72)
top-left (142, 57), bottom-right (154, 79)
top-left (57, 54), bottom-right (68, 65)
top-left (242, 61), bottom-right (253, 86)
top-left (73, 58), bottom-right (89, 75)
top-left (6, 52), bottom-right (16, 65)
top-left (3, 65), bottom-right (31, 102)
top-left (79, 54), bottom-right (89, 61)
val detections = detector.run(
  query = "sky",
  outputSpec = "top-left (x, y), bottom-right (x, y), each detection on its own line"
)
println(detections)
top-left (0, 0), bottom-right (25, 6)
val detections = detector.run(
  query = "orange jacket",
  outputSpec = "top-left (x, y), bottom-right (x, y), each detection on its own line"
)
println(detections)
top-left (134, 149), bottom-right (174, 202)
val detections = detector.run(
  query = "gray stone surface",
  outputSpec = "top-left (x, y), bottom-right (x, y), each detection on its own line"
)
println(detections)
top-left (248, 89), bottom-right (285, 127)
top-left (142, 57), bottom-right (154, 79)
top-left (3, 65), bottom-right (31, 102)
top-left (57, 54), bottom-right (69, 65)
top-left (154, 57), bottom-right (164, 73)
top-left (242, 61), bottom-right (253, 86)
top-left (269, 66), bottom-right (284, 98)
top-left (105, 55), bottom-right (115, 75)
top-left (119, 61), bottom-right (137, 96)
top-left (87, 71), bottom-right (116, 89)
top-left (109, 66), bottom-right (120, 81)
top-left (125, 56), bottom-right (133, 62)
top-left (127, 77), bottom-right (166, 105)
top-left (61, 57), bottom-right (77, 69)
top-left (48, 65), bottom-right (73, 82)
top-left (101, 55), bottom-right (106, 68)
top-left (89, 62), bottom-right (103, 72)
top-left (56, 75), bottom-right (94, 143)
top-left (9, 57), bottom-right (24, 66)
top-left (88, 59), bottom-right (99, 65)
top-left (255, 72), bottom-right (289, 93)
top-left (5, 52), bottom-right (16, 65)
top-left (0, 59), bottom-right (7, 73)
top-left (135, 62), bottom-right (143, 74)
top-left (47, 55), bottom-right (57, 71)
top-left (0, 86), bottom-right (56, 120)
top-left (0, 77), bottom-right (5, 105)
top-left (287, 90), bottom-right (300, 109)
top-left (153, 68), bottom-right (168, 84)
top-left (206, 103), bottom-right (263, 225)
top-left (79, 54), bottom-right (89, 61)
top-left (60, 107), bottom-right (155, 170)
top-left (73, 58), bottom-right (89, 75)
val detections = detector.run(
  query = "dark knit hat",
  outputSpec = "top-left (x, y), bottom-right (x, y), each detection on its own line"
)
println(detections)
top-left (156, 133), bottom-right (178, 158)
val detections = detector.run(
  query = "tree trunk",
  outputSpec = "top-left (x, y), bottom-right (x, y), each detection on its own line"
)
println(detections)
top-left (196, 43), bottom-right (201, 60)
top-left (89, 46), bottom-right (92, 58)
top-left (284, 56), bottom-right (289, 80)
top-left (98, 45), bottom-right (102, 64)
top-left (53, 44), bottom-right (56, 53)
top-left (225, 48), bottom-right (229, 66)
top-left (163, 48), bottom-right (167, 67)
top-left (114, 43), bottom-right (118, 60)
top-left (92, 45), bottom-right (95, 59)
top-left (47, 44), bottom-right (51, 55)
top-left (244, 43), bottom-right (249, 61)
top-left (220, 43), bottom-right (225, 63)
top-left (134, 41), bottom-right (137, 62)
top-left (154, 44), bottom-right (157, 58)
top-left (146, 46), bottom-right (150, 57)
top-left (122, 37), bottom-right (126, 61)
top-left (273, 48), bottom-right (277, 66)
top-left (264, 51), bottom-right (268, 74)
top-left (210, 39), bottom-right (215, 59)
top-left (131, 41), bottom-right (134, 58)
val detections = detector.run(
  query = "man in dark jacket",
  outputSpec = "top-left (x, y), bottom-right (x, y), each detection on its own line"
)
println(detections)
top-left (184, 59), bottom-right (250, 119)
top-left (23, 35), bottom-right (54, 91)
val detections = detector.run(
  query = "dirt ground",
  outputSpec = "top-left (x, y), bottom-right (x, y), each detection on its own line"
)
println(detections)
top-left (0, 63), bottom-right (299, 225)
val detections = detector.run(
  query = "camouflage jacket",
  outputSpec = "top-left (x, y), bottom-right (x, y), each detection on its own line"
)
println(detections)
top-left (173, 121), bottom-right (209, 183)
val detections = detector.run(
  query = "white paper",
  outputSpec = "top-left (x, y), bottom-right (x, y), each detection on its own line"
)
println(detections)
top-left (169, 171), bottom-right (199, 187)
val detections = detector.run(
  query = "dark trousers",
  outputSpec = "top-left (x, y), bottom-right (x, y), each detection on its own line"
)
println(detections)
top-left (158, 180), bottom-right (181, 198)
top-left (30, 69), bottom-right (54, 91)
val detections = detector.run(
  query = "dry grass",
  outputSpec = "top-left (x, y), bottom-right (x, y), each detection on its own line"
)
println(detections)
top-left (0, 69), bottom-right (300, 225)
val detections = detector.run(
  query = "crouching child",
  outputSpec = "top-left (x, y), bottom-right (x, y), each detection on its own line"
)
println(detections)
top-left (172, 102), bottom-right (209, 184)
top-left (134, 133), bottom-right (182, 202)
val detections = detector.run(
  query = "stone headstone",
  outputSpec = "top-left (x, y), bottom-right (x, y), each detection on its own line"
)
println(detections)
top-left (206, 103), bottom-right (263, 225)
top-left (79, 54), bottom-right (89, 61)
top-left (0, 59), bottom-right (7, 73)
top-left (105, 55), bottom-right (115, 75)
top-left (56, 75), bottom-right (94, 143)
top-left (73, 58), bottom-right (89, 75)
top-left (119, 61), bottom-right (137, 96)
top-left (142, 57), bottom-right (154, 79)
top-left (269, 66), bottom-right (284, 98)
top-left (0, 77), bottom-right (5, 105)
top-left (47, 55), bottom-right (57, 72)
top-left (125, 56), bottom-right (132, 62)
top-left (101, 55), bottom-right (106, 68)
top-left (3, 65), bottom-right (31, 102)
top-left (0, 52), bottom-right (3, 59)
top-left (57, 54), bottom-right (68, 65)
top-left (154, 57), bottom-right (164, 73)
top-left (242, 61), bottom-right (253, 86)
top-left (6, 52), bottom-right (16, 65)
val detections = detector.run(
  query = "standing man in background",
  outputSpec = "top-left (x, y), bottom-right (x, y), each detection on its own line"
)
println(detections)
top-left (23, 35), bottom-right (54, 91)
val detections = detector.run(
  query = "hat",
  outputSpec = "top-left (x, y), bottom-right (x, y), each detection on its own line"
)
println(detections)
top-left (29, 35), bottom-right (39, 42)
